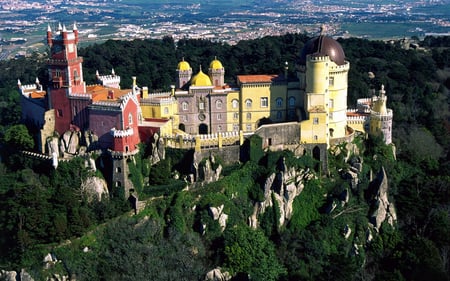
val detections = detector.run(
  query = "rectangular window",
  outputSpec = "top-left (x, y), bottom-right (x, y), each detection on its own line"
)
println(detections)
top-left (313, 117), bottom-right (319, 124)
top-left (233, 112), bottom-right (239, 120)
top-left (329, 76), bottom-right (334, 86)
top-left (199, 102), bottom-right (204, 110)
top-left (233, 124), bottom-right (239, 131)
top-left (217, 113), bottom-right (222, 120)
top-left (260, 97), bottom-right (268, 107)
top-left (329, 99), bottom-right (334, 108)
top-left (314, 135), bottom-right (318, 141)
top-left (246, 124), bottom-right (252, 131)
top-left (329, 112), bottom-right (333, 120)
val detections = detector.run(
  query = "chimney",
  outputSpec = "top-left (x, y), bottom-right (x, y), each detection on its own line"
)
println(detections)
top-left (108, 90), bottom-right (114, 99)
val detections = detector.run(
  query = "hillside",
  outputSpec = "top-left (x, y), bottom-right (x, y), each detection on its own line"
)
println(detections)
top-left (0, 34), bottom-right (449, 280)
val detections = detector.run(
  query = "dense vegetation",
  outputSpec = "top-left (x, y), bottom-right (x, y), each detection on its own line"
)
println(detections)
top-left (0, 34), bottom-right (449, 280)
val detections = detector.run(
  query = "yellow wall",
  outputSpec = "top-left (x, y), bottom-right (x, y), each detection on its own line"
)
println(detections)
top-left (226, 90), bottom-right (240, 132)
top-left (300, 111), bottom-right (328, 145)
top-left (240, 84), bottom-right (271, 131)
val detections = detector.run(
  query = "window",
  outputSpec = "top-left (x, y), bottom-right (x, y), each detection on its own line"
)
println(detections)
top-left (128, 113), bottom-right (133, 124)
top-left (184, 115), bottom-right (188, 122)
top-left (246, 112), bottom-right (251, 120)
top-left (164, 107), bottom-right (169, 114)
top-left (260, 97), bottom-right (268, 107)
top-left (313, 117), bottom-right (319, 124)
top-left (245, 99), bottom-right (252, 108)
top-left (217, 113), bottom-right (222, 120)
top-left (199, 102), bottom-right (205, 110)
top-left (232, 99), bottom-right (239, 109)
top-left (276, 97), bottom-right (283, 108)
top-left (216, 100), bottom-right (223, 109)
top-left (218, 125), bottom-right (222, 132)
top-left (288, 96), bottom-right (296, 107)
top-left (276, 111), bottom-right (283, 120)
top-left (233, 124), bottom-right (239, 131)
top-left (233, 112), bottom-right (239, 120)
top-left (329, 112), bottom-right (333, 120)
top-left (182, 102), bottom-right (188, 111)
top-left (329, 99), bottom-right (334, 108)
top-left (246, 124), bottom-right (252, 131)
top-left (329, 76), bottom-right (334, 86)
top-left (314, 135), bottom-right (318, 141)
top-left (116, 167), bottom-right (121, 173)
top-left (57, 109), bottom-right (63, 117)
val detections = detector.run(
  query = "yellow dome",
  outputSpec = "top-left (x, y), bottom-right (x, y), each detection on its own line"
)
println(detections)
top-left (177, 59), bottom-right (191, 71)
top-left (210, 58), bottom-right (223, 69)
top-left (191, 69), bottom-right (212, 86)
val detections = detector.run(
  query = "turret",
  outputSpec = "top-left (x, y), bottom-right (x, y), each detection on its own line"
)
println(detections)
top-left (73, 22), bottom-right (79, 44)
top-left (47, 24), bottom-right (52, 47)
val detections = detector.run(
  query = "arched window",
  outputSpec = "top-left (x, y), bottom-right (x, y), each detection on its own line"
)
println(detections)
top-left (164, 107), bottom-right (169, 114)
top-left (276, 111), bottom-right (283, 120)
top-left (128, 113), bottom-right (133, 124)
top-left (276, 97), bottom-right (283, 108)
top-left (232, 99), bottom-right (239, 109)
top-left (245, 99), bottom-right (252, 108)
top-left (288, 96), bottom-right (296, 107)
top-left (182, 102), bottom-right (188, 111)
top-left (216, 100), bottom-right (223, 109)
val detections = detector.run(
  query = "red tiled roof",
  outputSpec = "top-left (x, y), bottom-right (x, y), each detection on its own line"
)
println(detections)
top-left (86, 85), bottom-right (131, 102)
top-left (237, 74), bottom-right (279, 83)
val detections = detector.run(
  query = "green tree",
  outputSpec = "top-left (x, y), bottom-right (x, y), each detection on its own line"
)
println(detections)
top-left (223, 224), bottom-right (285, 281)
top-left (3, 124), bottom-right (34, 150)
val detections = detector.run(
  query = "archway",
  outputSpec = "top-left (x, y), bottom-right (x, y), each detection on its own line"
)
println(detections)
top-left (179, 123), bottom-right (185, 132)
top-left (313, 145), bottom-right (321, 172)
top-left (199, 123), bottom-right (208, 134)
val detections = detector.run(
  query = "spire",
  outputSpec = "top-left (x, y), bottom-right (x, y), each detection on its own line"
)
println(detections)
top-left (17, 79), bottom-right (21, 86)
top-left (47, 23), bottom-right (52, 32)
top-left (96, 70), bottom-right (99, 77)
top-left (62, 24), bottom-right (67, 32)
top-left (35, 77), bottom-right (40, 84)
top-left (380, 84), bottom-right (386, 97)
top-left (73, 22), bottom-right (77, 31)
top-left (58, 22), bottom-right (62, 31)
top-left (112, 68), bottom-right (115, 76)
top-left (320, 24), bottom-right (327, 35)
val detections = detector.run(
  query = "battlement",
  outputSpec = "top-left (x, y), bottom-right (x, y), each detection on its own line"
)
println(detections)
top-left (111, 127), bottom-right (134, 138)
top-left (371, 109), bottom-right (393, 120)
top-left (163, 131), bottom-right (242, 151)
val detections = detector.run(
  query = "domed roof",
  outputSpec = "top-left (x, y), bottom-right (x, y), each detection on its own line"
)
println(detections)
top-left (177, 58), bottom-right (191, 71)
top-left (299, 35), bottom-right (346, 66)
top-left (191, 69), bottom-right (212, 86)
top-left (210, 57), bottom-right (223, 69)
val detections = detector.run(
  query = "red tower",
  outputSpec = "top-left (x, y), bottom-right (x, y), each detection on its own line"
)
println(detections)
top-left (47, 23), bottom-right (86, 134)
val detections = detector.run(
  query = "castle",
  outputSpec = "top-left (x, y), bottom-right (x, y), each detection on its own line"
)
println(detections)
top-left (19, 23), bottom-right (393, 198)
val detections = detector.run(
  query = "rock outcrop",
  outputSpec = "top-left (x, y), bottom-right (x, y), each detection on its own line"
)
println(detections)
top-left (249, 158), bottom-right (314, 228)
top-left (209, 204), bottom-right (228, 232)
top-left (80, 176), bottom-right (109, 202)
top-left (0, 269), bottom-right (34, 281)
top-left (148, 133), bottom-right (165, 165)
top-left (198, 154), bottom-right (222, 184)
top-left (205, 268), bottom-right (231, 281)
top-left (368, 166), bottom-right (397, 229)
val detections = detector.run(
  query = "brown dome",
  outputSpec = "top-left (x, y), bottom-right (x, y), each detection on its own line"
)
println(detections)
top-left (299, 35), bottom-right (346, 66)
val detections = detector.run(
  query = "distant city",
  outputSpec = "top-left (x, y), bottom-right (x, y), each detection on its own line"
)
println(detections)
top-left (0, 0), bottom-right (450, 60)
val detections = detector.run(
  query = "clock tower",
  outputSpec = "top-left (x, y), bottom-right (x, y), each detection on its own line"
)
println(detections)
top-left (47, 23), bottom-right (86, 134)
